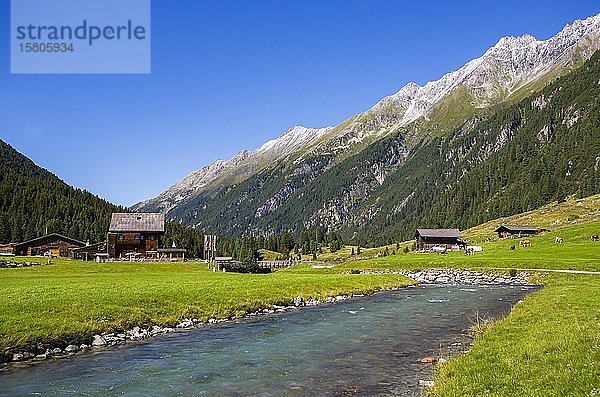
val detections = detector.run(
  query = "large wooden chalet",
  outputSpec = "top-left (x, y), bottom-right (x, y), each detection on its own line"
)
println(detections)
top-left (107, 213), bottom-right (165, 259)
top-left (415, 228), bottom-right (464, 251)
top-left (494, 225), bottom-right (540, 239)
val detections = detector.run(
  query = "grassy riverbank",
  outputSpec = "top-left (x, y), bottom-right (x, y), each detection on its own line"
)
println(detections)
top-left (0, 258), bottom-right (413, 358)
top-left (431, 273), bottom-right (600, 397)
top-left (331, 218), bottom-right (599, 396)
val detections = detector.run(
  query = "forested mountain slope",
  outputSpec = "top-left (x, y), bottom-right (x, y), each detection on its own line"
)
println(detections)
top-left (0, 140), bottom-right (123, 243)
top-left (166, 50), bottom-right (600, 246)
top-left (134, 15), bottom-right (600, 246)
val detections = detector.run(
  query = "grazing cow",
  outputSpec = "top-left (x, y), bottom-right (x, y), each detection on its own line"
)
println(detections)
top-left (465, 247), bottom-right (474, 256)
top-left (555, 237), bottom-right (564, 244)
top-left (509, 245), bottom-right (516, 251)
top-left (591, 235), bottom-right (599, 241)
top-left (520, 240), bottom-right (531, 248)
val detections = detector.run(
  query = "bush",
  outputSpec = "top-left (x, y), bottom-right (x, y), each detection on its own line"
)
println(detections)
top-left (221, 262), bottom-right (271, 274)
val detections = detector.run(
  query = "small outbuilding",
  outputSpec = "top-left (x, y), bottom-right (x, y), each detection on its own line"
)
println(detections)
top-left (494, 225), bottom-right (540, 239)
top-left (214, 256), bottom-right (234, 266)
top-left (415, 229), bottom-right (464, 251)
top-left (70, 242), bottom-right (108, 261)
top-left (157, 248), bottom-right (187, 262)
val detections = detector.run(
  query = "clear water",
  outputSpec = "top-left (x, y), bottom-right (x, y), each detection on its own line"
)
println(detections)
top-left (0, 284), bottom-right (538, 396)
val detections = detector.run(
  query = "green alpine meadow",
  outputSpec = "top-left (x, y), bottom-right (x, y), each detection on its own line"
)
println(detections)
top-left (2, 5), bottom-right (600, 396)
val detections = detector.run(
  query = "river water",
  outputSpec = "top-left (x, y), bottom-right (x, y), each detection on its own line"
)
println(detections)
top-left (0, 284), bottom-right (538, 396)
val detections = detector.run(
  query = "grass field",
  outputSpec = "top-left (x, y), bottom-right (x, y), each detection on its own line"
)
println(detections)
top-left (1, 198), bottom-right (599, 395)
top-left (326, 215), bottom-right (599, 397)
top-left (431, 273), bottom-right (600, 397)
top-left (0, 258), bottom-right (413, 358)
top-left (332, 219), bottom-right (600, 273)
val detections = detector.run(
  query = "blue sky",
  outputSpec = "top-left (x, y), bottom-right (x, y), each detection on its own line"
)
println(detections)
top-left (1, 1), bottom-right (599, 206)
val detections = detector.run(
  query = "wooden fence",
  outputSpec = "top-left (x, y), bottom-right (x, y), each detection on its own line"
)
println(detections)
top-left (256, 260), bottom-right (300, 269)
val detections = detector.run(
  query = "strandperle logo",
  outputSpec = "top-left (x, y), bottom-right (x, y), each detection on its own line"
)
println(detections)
top-left (11, 0), bottom-right (151, 74)
top-left (15, 19), bottom-right (147, 47)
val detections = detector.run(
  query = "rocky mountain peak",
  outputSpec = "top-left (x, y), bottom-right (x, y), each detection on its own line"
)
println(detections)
top-left (134, 12), bottom-right (600, 219)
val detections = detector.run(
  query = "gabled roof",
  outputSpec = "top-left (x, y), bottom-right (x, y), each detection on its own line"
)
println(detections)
top-left (416, 228), bottom-right (461, 238)
top-left (109, 213), bottom-right (165, 232)
top-left (16, 233), bottom-right (86, 248)
top-left (494, 225), bottom-right (539, 233)
top-left (70, 241), bottom-right (107, 252)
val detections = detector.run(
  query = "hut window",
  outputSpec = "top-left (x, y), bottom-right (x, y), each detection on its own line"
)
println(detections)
top-left (118, 233), bottom-right (124, 241)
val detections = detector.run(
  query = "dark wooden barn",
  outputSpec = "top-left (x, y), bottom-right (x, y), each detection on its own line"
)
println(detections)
top-left (494, 225), bottom-right (540, 239)
top-left (415, 229), bottom-right (464, 251)
top-left (14, 233), bottom-right (86, 257)
top-left (107, 213), bottom-right (165, 259)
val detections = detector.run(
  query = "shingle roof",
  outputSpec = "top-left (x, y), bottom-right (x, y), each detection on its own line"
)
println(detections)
top-left (109, 213), bottom-right (165, 232)
top-left (494, 225), bottom-right (538, 233)
top-left (16, 233), bottom-right (85, 248)
top-left (416, 229), bottom-right (461, 238)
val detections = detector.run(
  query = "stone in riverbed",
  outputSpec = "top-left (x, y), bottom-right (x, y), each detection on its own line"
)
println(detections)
top-left (128, 326), bottom-right (150, 339)
top-left (176, 319), bottom-right (194, 328)
top-left (64, 345), bottom-right (79, 353)
top-left (12, 352), bottom-right (34, 361)
top-left (47, 347), bottom-right (62, 356)
top-left (419, 356), bottom-right (437, 364)
top-left (91, 335), bottom-right (107, 346)
top-left (293, 296), bottom-right (305, 307)
top-left (79, 344), bottom-right (90, 350)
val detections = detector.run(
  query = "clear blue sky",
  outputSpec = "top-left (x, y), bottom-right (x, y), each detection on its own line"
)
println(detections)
top-left (1, 1), bottom-right (599, 206)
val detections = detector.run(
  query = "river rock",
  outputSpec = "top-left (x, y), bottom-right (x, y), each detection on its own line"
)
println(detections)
top-left (127, 326), bottom-right (150, 340)
top-left (64, 345), bottom-right (79, 353)
top-left (12, 352), bottom-right (34, 361)
top-left (150, 325), bottom-right (163, 336)
top-left (92, 335), bottom-right (107, 346)
top-left (79, 344), bottom-right (90, 350)
top-left (176, 319), bottom-right (194, 328)
top-left (33, 353), bottom-right (47, 361)
top-left (293, 296), bottom-right (305, 307)
top-left (47, 347), bottom-right (62, 356)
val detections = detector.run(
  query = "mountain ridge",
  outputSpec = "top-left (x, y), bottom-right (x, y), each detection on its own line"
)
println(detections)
top-left (134, 13), bottom-right (600, 245)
